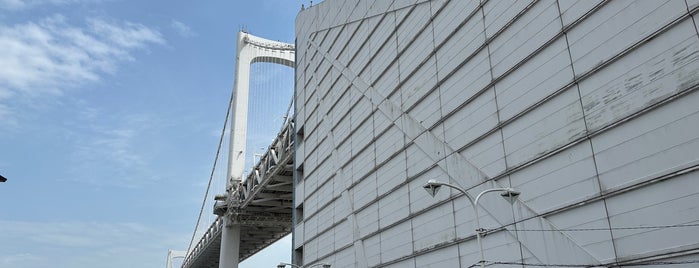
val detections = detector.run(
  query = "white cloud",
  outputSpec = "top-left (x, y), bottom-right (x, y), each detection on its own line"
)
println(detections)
top-left (171, 19), bottom-right (195, 38)
top-left (0, 253), bottom-right (41, 266)
top-left (68, 112), bottom-right (163, 187)
top-left (0, 15), bottom-right (163, 95)
top-left (0, 0), bottom-right (103, 11)
top-left (90, 17), bottom-right (165, 48)
top-left (0, 15), bottom-right (164, 127)
top-left (0, 0), bottom-right (27, 10)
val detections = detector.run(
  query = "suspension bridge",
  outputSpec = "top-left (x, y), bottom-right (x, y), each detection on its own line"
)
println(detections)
top-left (170, 31), bottom-right (296, 268)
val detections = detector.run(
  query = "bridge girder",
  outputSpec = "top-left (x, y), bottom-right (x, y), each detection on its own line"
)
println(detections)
top-left (181, 31), bottom-right (295, 268)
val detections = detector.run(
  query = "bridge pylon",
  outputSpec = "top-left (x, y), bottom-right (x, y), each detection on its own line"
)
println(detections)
top-left (220, 31), bottom-right (295, 268)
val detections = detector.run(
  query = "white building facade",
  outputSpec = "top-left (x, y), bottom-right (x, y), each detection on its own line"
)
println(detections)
top-left (293, 0), bottom-right (699, 267)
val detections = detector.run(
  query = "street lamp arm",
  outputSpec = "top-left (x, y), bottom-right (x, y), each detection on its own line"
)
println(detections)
top-left (425, 180), bottom-right (475, 206)
top-left (307, 263), bottom-right (332, 268)
top-left (423, 179), bottom-right (520, 268)
top-left (278, 262), bottom-right (331, 268)
top-left (474, 187), bottom-right (515, 207)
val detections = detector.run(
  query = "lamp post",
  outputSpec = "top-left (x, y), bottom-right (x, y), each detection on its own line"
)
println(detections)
top-left (423, 179), bottom-right (520, 268)
top-left (277, 262), bottom-right (331, 268)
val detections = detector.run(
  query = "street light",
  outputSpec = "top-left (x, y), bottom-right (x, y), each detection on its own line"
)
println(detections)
top-left (277, 262), bottom-right (331, 268)
top-left (423, 179), bottom-right (520, 268)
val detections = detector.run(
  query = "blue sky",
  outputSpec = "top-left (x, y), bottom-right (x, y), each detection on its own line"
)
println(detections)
top-left (0, 0), bottom-right (303, 267)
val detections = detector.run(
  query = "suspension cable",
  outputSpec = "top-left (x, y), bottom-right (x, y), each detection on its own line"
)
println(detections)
top-left (185, 86), bottom-right (235, 255)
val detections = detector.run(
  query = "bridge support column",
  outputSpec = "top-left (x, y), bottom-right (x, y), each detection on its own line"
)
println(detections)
top-left (219, 217), bottom-right (241, 268)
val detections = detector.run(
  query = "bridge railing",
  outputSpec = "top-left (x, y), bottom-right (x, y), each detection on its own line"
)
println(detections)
top-left (181, 117), bottom-right (294, 268)
top-left (182, 216), bottom-right (223, 267)
top-left (232, 117), bottom-right (294, 207)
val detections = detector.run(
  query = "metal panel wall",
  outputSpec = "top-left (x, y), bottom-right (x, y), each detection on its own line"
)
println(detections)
top-left (295, 0), bottom-right (699, 267)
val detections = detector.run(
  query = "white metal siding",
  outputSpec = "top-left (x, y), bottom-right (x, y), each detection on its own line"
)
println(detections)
top-left (295, 0), bottom-right (699, 267)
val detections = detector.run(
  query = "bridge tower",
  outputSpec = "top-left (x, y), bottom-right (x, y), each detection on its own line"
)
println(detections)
top-left (220, 31), bottom-right (294, 268)
top-left (166, 250), bottom-right (186, 268)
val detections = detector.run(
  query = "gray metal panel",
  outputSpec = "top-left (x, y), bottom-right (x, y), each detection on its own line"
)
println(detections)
top-left (452, 195), bottom-right (477, 239)
top-left (509, 142), bottom-right (599, 213)
top-left (407, 76), bottom-right (441, 127)
top-left (443, 89), bottom-right (498, 151)
top-left (401, 58), bottom-right (438, 113)
top-left (404, 143), bottom-right (434, 178)
top-left (495, 37), bottom-right (573, 121)
top-left (365, 233), bottom-right (381, 266)
top-left (502, 89), bottom-right (586, 167)
top-left (351, 144), bottom-right (374, 183)
top-left (460, 231), bottom-right (522, 266)
top-left (393, 0), bottom-right (415, 10)
top-left (689, 0), bottom-right (699, 10)
top-left (294, 223), bottom-right (304, 249)
top-left (349, 0), bottom-right (369, 22)
top-left (376, 151), bottom-right (408, 197)
top-left (347, 18), bottom-right (375, 76)
top-left (295, 139), bottom-right (305, 172)
top-left (332, 104), bottom-right (351, 145)
top-left (431, 0), bottom-right (479, 46)
top-left (334, 220), bottom-right (352, 249)
top-left (396, 2), bottom-right (431, 52)
top-left (316, 177), bottom-right (334, 209)
top-left (579, 19), bottom-right (699, 132)
top-left (489, 0), bottom-right (561, 78)
top-left (316, 200), bottom-right (334, 231)
top-left (460, 131), bottom-right (506, 178)
top-left (304, 204), bottom-right (318, 238)
top-left (434, 8), bottom-right (484, 79)
top-left (333, 168), bottom-right (347, 198)
top-left (367, 0), bottom-right (392, 19)
top-left (437, 49), bottom-right (491, 117)
top-left (378, 184), bottom-right (410, 229)
top-left (592, 89), bottom-right (699, 192)
top-left (294, 0), bottom-right (699, 267)
top-left (567, 0), bottom-right (687, 75)
top-left (383, 258), bottom-right (415, 268)
top-left (557, 0), bottom-right (603, 27)
top-left (415, 244), bottom-right (460, 267)
top-left (400, 22), bottom-right (434, 75)
top-left (412, 202), bottom-right (456, 251)
top-left (304, 236), bottom-right (319, 264)
top-left (606, 170), bottom-right (699, 260)
top-left (332, 247), bottom-right (355, 268)
top-left (317, 226), bottom-right (334, 257)
top-left (352, 172), bottom-right (377, 209)
top-left (375, 125), bottom-right (405, 166)
top-left (547, 200), bottom-right (616, 262)
top-left (337, 23), bottom-right (359, 66)
top-left (483, 0), bottom-right (534, 39)
top-left (356, 202), bottom-right (379, 237)
top-left (295, 179), bottom-right (305, 207)
top-left (351, 101), bottom-right (374, 150)
top-left (334, 188), bottom-right (351, 223)
top-left (380, 220), bottom-right (413, 262)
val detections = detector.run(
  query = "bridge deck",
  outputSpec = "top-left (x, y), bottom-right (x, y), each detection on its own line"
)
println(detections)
top-left (182, 120), bottom-right (294, 268)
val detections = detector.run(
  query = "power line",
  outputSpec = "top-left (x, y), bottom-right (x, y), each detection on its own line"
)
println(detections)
top-left (483, 223), bottom-right (699, 233)
top-left (185, 86), bottom-right (235, 256)
top-left (487, 259), bottom-right (699, 267)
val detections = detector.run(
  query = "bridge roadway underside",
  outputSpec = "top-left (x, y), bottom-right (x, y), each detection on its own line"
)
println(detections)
top-left (183, 107), bottom-right (296, 268)
top-left (185, 174), bottom-right (294, 268)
